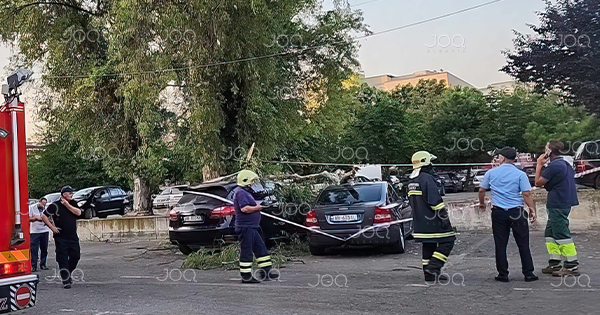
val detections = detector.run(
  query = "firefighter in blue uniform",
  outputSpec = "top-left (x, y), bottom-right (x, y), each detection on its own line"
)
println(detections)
top-left (233, 170), bottom-right (277, 283)
top-left (407, 151), bottom-right (456, 282)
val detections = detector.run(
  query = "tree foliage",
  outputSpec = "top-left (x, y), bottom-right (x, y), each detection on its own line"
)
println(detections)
top-left (501, 0), bottom-right (600, 113)
top-left (1, 1), bottom-right (368, 211)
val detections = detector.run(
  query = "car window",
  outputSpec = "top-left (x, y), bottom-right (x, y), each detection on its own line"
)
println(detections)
top-left (109, 187), bottom-right (122, 196)
top-left (316, 185), bottom-right (382, 205)
top-left (583, 141), bottom-right (600, 159)
top-left (97, 189), bottom-right (109, 199)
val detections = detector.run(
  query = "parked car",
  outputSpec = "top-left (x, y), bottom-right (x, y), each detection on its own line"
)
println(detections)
top-left (168, 181), bottom-right (299, 255)
top-left (28, 199), bottom-right (38, 205)
top-left (73, 186), bottom-right (131, 219)
top-left (574, 140), bottom-right (600, 188)
top-left (306, 181), bottom-right (413, 256)
top-left (472, 170), bottom-right (487, 191)
top-left (437, 172), bottom-right (462, 193)
top-left (152, 185), bottom-right (188, 216)
top-left (42, 192), bottom-right (61, 208)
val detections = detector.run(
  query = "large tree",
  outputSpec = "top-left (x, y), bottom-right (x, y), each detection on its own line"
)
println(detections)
top-left (0, 1), bottom-right (367, 213)
top-left (502, 0), bottom-right (600, 114)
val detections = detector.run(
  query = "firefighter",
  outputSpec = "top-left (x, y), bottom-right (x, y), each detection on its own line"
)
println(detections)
top-left (407, 151), bottom-right (456, 282)
top-left (233, 170), bottom-right (277, 283)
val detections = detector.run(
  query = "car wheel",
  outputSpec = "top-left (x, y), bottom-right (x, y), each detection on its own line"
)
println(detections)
top-left (309, 244), bottom-right (327, 256)
top-left (178, 244), bottom-right (194, 255)
top-left (82, 207), bottom-right (94, 219)
top-left (381, 225), bottom-right (405, 254)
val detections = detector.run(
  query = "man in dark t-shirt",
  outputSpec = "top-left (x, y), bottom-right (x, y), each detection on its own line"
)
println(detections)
top-left (233, 170), bottom-right (275, 283)
top-left (41, 186), bottom-right (82, 289)
top-left (535, 140), bottom-right (580, 277)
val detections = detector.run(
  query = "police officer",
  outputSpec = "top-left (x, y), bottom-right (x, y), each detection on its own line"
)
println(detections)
top-left (233, 170), bottom-right (277, 283)
top-left (407, 151), bottom-right (456, 282)
top-left (41, 186), bottom-right (82, 289)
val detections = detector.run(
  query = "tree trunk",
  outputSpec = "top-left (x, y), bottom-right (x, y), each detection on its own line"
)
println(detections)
top-left (133, 175), bottom-right (152, 215)
top-left (202, 164), bottom-right (220, 182)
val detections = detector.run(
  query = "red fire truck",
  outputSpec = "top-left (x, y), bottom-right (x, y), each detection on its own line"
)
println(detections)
top-left (0, 70), bottom-right (38, 313)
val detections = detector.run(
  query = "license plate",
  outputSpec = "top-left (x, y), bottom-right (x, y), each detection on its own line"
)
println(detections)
top-left (330, 214), bottom-right (359, 222)
top-left (183, 215), bottom-right (204, 222)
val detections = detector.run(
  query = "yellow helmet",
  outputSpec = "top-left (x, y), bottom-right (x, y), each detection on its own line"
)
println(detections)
top-left (411, 151), bottom-right (437, 169)
top-left (237, 169), bottom-right (259, 186)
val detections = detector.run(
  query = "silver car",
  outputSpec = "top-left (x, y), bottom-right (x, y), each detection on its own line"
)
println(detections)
top-left (152, 185), bottom-right (188, 216)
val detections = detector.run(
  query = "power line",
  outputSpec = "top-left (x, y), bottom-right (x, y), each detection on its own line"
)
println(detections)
top-left (351, 0), bottom-right (385, 7)
top-left (42, 0), bottom-right (504, 80)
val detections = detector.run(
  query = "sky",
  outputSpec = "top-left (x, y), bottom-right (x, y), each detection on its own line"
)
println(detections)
top-left (344, 0), bottom-right (546, 87)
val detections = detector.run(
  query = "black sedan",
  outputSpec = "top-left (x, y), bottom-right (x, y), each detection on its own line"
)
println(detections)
top-left (168, 181), bottom-right (299, 255)
top-left (73, 186), bottom-right (131, 219)
top-left (306, 182), bottom-right (413, 255)
top-left (437, 172), bottom-right (462, 193)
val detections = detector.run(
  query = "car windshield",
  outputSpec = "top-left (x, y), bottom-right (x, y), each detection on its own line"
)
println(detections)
top-left (43, 193), bottom-right (61, 203)
top-left (73, 187), bottom-right (96, 199)
top-left (316, 185), bottom-right (381, 205)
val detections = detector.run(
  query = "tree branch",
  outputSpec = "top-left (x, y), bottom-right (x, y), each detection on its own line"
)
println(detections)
top-left (14, 1), bottom-right (100, 16)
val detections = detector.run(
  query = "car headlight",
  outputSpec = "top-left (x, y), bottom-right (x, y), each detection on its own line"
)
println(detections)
top-left (77, 200), bottom-right (86, 207)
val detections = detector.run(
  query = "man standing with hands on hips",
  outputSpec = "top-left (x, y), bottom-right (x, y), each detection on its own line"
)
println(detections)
top-left (41, 186), bottom-right (82, 289)
top-left (535, 140), bottom-right (580, 276)
top-left (479, 147), bottom-right (538, 282)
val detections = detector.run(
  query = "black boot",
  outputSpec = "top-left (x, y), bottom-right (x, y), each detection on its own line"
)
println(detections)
top-left (260, 266), bottom-right (279, 281)
top-left (241, 272), bottom-right (261, 284)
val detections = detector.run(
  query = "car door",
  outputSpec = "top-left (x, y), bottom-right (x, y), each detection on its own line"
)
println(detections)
top-left (94, 189), bottom-right (110, 212)
top-left (108, 187), bottom-right (126, 212)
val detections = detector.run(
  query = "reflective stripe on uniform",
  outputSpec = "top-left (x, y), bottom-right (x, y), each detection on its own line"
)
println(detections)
top-left (408, 190), bottom-right (422, 196)
top-left (431, 203), bottom-right (445, 210)
top-left (432, 251), bottom-right (448, 262)
top-left (240, 268), bottom-right (252, 273)
top-left (545, 241), bottom-right (561, 256)
top-left (422, 259), bottom-right (430, 265)
top-left (255, 256), bottom-right (271, 263)
top-left (556, 239), bottom-right (578, 261)
top-left (413, 231), bottom-right (456, 238)
top-left (239, 261), bottom-right (253, 267)
top-left (257, 261), bottom-right (272, 268)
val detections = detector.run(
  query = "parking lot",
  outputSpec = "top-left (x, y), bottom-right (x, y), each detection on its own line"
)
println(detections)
top-left (23, 228), bottom-right (599, 315)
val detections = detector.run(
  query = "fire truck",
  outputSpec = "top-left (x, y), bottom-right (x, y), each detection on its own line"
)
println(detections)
top-left (0, 70), bottom-right (38, 313)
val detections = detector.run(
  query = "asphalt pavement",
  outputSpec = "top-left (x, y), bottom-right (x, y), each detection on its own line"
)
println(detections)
top-left (20, 228), bottom-right (600, 315)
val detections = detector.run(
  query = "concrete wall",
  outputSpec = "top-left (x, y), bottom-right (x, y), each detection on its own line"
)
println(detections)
top-left (447, 189), bottom-right (600, 231)
top-left (74, 190), bottom-right (600, 242)
top-left (76, 216), bottom-right (169, 242)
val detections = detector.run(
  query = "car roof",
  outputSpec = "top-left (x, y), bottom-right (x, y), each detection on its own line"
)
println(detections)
top-left (326, 181), bottom-right (386, 190)
top-left (188, 181), bottom-right (238, 191)
top-left (164, 185), bottom-right (189, 189)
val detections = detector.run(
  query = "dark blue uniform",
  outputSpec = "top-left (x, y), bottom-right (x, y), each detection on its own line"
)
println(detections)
top-left (233, 186), bottom-right (272, 281)
top-left (407, 169), bottom-right (455, 279)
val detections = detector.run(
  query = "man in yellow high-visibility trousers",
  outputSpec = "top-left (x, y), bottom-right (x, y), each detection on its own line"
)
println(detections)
top-left (535, 140), bottom-right (580, 276)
